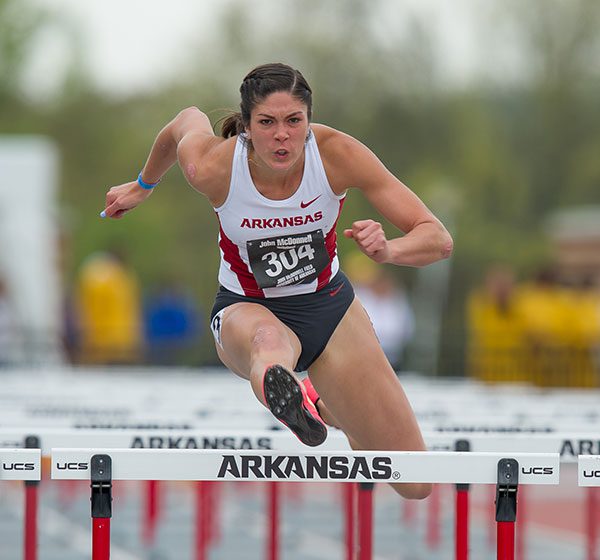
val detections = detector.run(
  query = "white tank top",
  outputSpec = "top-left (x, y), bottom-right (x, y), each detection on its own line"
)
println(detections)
top-left (215, 132), bottom-right (346, 298)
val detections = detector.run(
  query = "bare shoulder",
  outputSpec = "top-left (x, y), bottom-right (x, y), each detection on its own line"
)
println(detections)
top-left (311, 123), bottom-right (355, 155)
top-left (311, 124), bottom-right (382, 193)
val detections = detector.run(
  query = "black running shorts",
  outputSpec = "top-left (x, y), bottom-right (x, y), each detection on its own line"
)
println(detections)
top-left (210, 271), bottom-right (355, 372)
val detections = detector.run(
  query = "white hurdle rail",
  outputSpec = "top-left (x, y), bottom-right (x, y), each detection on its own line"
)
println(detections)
top-left (0, 449), bottom-right (41, 481)
top-left (51, 448), bottom-right (560, 484)
top-left (4, 427), bottom-right (600, 460)
top-left (0, 427), bottom-right (350, 453)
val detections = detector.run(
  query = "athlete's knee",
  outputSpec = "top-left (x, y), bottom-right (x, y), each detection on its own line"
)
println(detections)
top-left (393, 482), bottom-right (433, 500)
top-left (251, 323), bottom-right (290, 355)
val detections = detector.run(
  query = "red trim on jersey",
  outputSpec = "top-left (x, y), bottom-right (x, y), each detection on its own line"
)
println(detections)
top-left (317, 198), bottom-right (345, 291)
top-left (217, 219), bottom-right (265, 298)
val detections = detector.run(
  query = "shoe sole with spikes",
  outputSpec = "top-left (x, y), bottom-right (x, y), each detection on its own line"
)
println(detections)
top-left (262, 365), bottom-right (327, 447)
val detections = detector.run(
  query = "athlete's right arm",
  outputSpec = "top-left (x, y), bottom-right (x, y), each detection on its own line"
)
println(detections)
top-left (103, 107), bottom-right (221, 219)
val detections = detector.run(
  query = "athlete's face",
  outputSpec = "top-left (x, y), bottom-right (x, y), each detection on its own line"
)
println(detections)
top-left (246, 91), bottom-right (310, 171)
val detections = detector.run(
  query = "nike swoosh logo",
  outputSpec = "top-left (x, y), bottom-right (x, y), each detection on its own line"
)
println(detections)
top-left (300, 195), bottom-right (321, 209)
top-left (329, 283), bottom-right (345, 297)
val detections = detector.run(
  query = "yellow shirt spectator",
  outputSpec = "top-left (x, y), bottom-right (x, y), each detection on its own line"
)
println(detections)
top-left (76, 252), bottom-right (142, 364)
top-left (467, 266), bottom-right (528, 383)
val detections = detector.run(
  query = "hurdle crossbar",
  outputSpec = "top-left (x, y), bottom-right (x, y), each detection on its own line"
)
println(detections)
top-left (51, 448), bottom-right (560, 484)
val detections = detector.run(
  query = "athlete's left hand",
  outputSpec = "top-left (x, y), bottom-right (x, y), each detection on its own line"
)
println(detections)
top-left (343, 220), bottom-right (390, 264)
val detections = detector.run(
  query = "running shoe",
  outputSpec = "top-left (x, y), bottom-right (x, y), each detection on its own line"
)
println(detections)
top-left (262, 365), bottom-right (327, 447)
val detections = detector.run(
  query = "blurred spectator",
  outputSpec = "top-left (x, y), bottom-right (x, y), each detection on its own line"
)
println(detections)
top-left (74, 250), bottom-right (143, 364)
top-left (561, 276), bottom-right (600, 387)
top-left (518, 267), bottom-right (576, 387)
top-left (143, 281), bottom-right (203, 365)
top-left (467, 265), bottom-right (528, 383)
top-left (0, 276), bottom-right (17, 365)
top-left (469, 264), bottom-right (600, 387)
top-left (346, 252), bottom-right (415, 369)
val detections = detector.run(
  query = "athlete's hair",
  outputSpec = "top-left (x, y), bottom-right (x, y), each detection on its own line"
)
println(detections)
top-left (220, 63), bottom-right (312, 138)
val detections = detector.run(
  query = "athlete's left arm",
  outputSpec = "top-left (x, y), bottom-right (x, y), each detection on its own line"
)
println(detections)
top-left (326, 132), bottom-right (453, 267)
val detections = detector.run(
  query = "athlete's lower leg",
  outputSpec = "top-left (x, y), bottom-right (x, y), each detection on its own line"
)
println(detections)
top-left (248, 323), bottom-right (298, 406)
top-left (339, 423), bottom-right (431, 498)
top-left (243, 324), bottom-right (326, 446)
top-left (303, 376), bottom-right (340, 427)
top-left (305, 377), bottom-right (428, 496)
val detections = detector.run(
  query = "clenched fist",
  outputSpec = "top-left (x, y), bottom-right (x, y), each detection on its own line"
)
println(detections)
top-left (343, 219), bottom-right (390, 264)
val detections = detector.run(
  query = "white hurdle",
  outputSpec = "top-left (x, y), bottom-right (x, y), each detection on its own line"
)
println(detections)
top-left (51, 448), bottom-right (560, 484)
top-left (50, 448), bottom-right (559, 560)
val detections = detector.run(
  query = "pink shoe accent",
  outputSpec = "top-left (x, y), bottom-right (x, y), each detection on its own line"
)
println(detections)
top-left (299, 379), bottom-right (324, 423)
top-left (262, 365), bottom-right (327, 447)
top-left (302, 377), bottom-right (321, 409)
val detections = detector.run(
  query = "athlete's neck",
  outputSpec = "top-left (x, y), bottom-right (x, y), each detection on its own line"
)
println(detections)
top-left (248, 149), bottom-right (305, 200)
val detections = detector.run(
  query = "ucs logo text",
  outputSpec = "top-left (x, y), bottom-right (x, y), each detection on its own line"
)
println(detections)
top-left (521, 466), bottom-right (554, 475)
top-left (218, 455), bottom-right (393, 480)
top-left (3, 462), bottom-right (36, 471)
top-left (583, 470), bottom-right (600, 478)
top-left (56, 462), bottom-right (89, 470)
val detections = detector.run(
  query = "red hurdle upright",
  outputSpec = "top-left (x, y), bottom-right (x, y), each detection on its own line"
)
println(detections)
top-left (142, 480), bottom-right (160, 547)
top-left (344, 483), bottom-right (357, 560)
top-left (587, 487), bottom-right (599, 560)
top-left (90, 455), bottom-right (112, 560)
top-left (455, 439), bottom-right (471, 560)
top-left (357, 482), bottom-right (374, 560)
top-left (268, 482), bottom-right (281, 560)
top-left (24, 435), bottom-right (40, 560)
top-left (496, 459), bottom-right (518, 560)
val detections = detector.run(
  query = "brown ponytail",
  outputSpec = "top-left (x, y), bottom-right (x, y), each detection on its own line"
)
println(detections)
top-left (220, 112), bottom-right (244, 138)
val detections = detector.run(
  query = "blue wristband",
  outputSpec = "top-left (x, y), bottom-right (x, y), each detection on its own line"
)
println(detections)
top-left (137, 172), bottom-right (160, 190)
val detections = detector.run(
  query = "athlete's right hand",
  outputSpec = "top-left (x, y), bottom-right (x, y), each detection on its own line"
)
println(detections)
top-left (102, 181), bottom-right (153, 219)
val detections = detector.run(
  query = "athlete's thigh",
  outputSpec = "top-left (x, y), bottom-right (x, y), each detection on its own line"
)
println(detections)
top-left (308, 297), bottom-right (426, 452)
top-left (215, 302), bottom-right (302, 379)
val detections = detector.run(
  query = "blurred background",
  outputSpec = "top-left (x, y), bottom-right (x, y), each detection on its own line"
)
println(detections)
top-left (1, 0), bottom-right (599, 385)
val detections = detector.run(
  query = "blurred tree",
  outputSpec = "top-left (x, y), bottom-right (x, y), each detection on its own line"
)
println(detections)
top-left (497, 0), bottom-right (600, 214)
top-left (0, 0), bottom-right (45, 103)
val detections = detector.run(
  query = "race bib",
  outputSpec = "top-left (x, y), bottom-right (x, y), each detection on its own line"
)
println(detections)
top-left (246, 230), bottom-right (329, 289)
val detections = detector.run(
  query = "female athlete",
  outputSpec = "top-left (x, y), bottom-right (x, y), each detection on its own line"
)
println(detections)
top-left (102, 63), bottom-right (453, 499)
